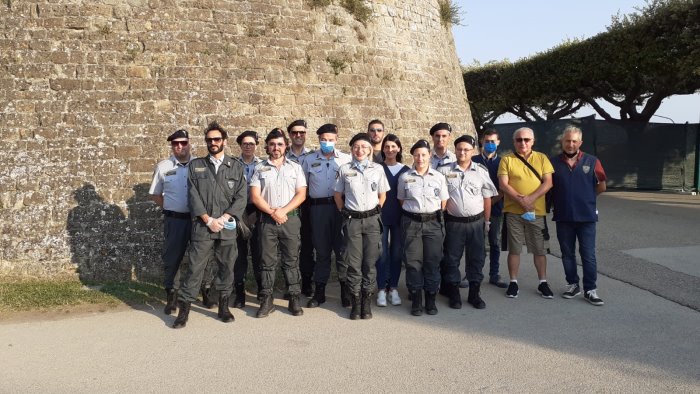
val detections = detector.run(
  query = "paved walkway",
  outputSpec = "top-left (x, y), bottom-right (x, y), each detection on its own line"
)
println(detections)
top-left (0, 191), bottom-right (698, 392)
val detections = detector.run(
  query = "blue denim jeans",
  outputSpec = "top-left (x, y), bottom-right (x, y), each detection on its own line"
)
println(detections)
top-left (487, 215), bottom-right (502, 279)
top-left (376, 223), bottom-right (403, 289)
top-left (555, 221), bottom-right (597, 292)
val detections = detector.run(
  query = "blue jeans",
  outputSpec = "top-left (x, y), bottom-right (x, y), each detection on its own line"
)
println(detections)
top-left (487, 215), bottom-right (502, 279)
top-left (555, 221), bottom-right (597, 292)
top-left (376, 223), bottom-right (403, 289)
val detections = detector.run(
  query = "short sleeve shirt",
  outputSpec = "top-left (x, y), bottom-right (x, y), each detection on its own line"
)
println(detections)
top-left (303, 150), bottom-right (352, 198)
top-left (149, 156), bottom-right (190, 213)
top-left (249, 158), bottom-right (307, 208)
top-left (334, 161), bottom-right (390, 211)
top-left (438, 162), bottom-right (497, 217)
top-left (497, 151), bottom-right (554, 216)
top-left (397, 167), bottom-right (449, 213)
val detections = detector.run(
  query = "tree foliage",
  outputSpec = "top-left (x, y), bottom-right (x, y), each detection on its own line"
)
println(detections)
top-left (463, 0), bottom-right (700, 130)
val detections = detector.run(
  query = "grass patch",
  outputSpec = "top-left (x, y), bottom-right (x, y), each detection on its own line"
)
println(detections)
top-left (438, 0), bottom-right (461, 27)
top-left (341, 0), bottom-right (372, 26)
top-left (0, 279), bottom-right (164, 313)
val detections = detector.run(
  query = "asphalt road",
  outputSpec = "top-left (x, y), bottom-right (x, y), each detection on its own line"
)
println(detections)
top-left (0, 191), bottom-right (698, 392)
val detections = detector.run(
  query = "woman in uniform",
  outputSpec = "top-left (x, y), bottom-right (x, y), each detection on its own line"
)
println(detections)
top-left (397, 139), bottom-right (449, 316)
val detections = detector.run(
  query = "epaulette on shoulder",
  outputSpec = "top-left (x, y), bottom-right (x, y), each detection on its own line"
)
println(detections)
top-left (475, 162), bottom-right (488, 172)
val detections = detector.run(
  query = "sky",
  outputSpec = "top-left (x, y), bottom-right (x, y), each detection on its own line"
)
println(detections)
top-left (451, 0), bottom-right (700, 124)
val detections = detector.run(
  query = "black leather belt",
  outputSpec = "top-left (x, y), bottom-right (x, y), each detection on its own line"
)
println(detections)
top-left (402, 210), bottom-right (442, 222)
top-left (343, 205), bottom-right (381, 219)
top-left (163, 210), bottom-right (190, 220)
top-left (444, 211), bottom-right (484, 223)
top-left (309, 197), bottom-right (335, 205)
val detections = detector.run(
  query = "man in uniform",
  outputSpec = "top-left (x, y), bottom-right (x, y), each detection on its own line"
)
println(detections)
top-left (172, 121), bottom-right (247, 328)
top-left (149, 129), bottom-right (192, 315)
top-left (367, 119), bottom-right (385, 163)
top-left (334, 133), bottom-right (389, 319)
top-left (303, 124), bottom-right (352, 309)
top-left (429, 122), bottom-right (457, 169)
top-left (497, 127), bottom-right (554, 299)
top-left (438, 135), bottom-right (497, 309)
top-left (250, 129), bottom-right (307, 318)
top-left (286, 119), bottom-right (316, 297)
top-left (550, 125), bottom-right (607, 306)
top-left (231, 130), bottom-right (262, 308)
top-left (472, 129), bottom-right (508, 288)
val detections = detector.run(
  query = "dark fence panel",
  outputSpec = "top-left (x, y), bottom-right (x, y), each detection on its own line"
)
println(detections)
top-left (491, 118), bottom-right (698, 191)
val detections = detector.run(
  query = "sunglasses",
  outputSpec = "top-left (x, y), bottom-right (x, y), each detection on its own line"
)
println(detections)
top-left (290, 131), bottom-right (306, 136)
top-left (205, 137), bottom-right (224, 143)
top-left (515, 138), bottom-right (532, 143)
top-left (170, 140), bottom-right (188, 147)
top-left (369, 128), bottom-right (384, 132)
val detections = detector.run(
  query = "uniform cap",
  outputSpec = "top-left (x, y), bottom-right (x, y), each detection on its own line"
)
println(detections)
top-left (429, 123), bottom-right (452, 136)
top-left (167, 129), bottom-right (189, 141)
top-left (317, 123), bottom-right (338, 135)
top-left (454, 134), bottom-right (476, 148)
top-left (410, 139), bottom-right (431, 154)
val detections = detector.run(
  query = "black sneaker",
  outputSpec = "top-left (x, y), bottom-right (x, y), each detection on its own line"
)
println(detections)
top-left (506, 281), bottom-right (519, 298)
top-left (562, 283), bottom-right (581, 299)
top-left (537, 282), bottom-right (554, 299)
top-left (584, 289), bottom-right (604, 306)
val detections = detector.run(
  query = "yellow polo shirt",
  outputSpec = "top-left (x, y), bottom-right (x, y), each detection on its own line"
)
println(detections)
top-left (497, 151), bottom-right (554, 216)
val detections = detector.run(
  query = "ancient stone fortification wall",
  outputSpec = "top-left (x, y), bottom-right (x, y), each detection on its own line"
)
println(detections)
top-left (0, 0), bottom-right (474, 280)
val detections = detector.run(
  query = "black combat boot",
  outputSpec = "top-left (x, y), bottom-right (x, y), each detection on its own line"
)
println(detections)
top-left (467, 282), bottom-right (486, 309)
top-left (232, 282), bottom-right (246, 309)
top-left (361, 291), bottom-right (373, 320)
top-left (307, 283), bottom-right (326, 308)
top-left (288, 294), bottom-right (304, 316)
top-left (172, 301), bottom-right (190, 329)
top-left (217, 292), bottom-right (235, 323)
top-left (349, 294), bottom-right (361, 320)
top-left (301, 275), bottom-right (314, 297)
top-left (410, 290), bottom-right (423, 316)
top-left (438, 283), bottom-right (450, 298)
top-left (256, 294), bottom-right (275, 318)
top-left (256, 279), bottom-right (263, 301)
top-left (201, 285), bottom-right (216, 309)
top-left (340, 280), bottom-right (352, 308)
top-left (164, 288), bottom-right (177, 315)
top-left (448, 283), bottom-right (462, 309)
top-left (425, 290), bottom-right (438, 315)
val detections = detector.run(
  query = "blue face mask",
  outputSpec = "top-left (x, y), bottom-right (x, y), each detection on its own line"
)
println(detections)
top-left (320, 141), bottom-right (335, 154)
top-left (483, 142), bottom-right (497, 154)
top-left (521, 211), bottom-right (536, 222)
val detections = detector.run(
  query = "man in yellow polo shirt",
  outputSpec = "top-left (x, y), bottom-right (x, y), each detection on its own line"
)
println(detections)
top-left (497, 127), bottom-right (554, 299)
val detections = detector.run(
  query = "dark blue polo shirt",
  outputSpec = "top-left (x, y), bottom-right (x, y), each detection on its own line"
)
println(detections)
top-left (550, 152), bottom-right (604, 222)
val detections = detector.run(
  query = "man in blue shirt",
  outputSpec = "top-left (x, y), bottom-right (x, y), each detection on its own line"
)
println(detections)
top-left (550, 125), bottom-right (607, 306)
top-left (472, 129), bottom-right (508, 288)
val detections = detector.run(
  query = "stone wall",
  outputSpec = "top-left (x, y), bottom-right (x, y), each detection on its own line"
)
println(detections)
top-left (0, 0), bottom-right (474, 280)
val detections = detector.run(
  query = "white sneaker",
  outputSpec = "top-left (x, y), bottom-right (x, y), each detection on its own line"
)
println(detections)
top-left (377, 289), bottom-right (387, 307)
top-left (389, 289), bottom-right (402, 306)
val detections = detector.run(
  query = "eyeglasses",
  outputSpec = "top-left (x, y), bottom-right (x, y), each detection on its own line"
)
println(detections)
top-left (205, 137), bottom-right (223, 143)
top-left (241, 142), bottom-right (256, 147)
top-left (290, 131), bottom-right (306, 136)
top-left (170, 141), bottom-right (188, 147)
top-left (369, 128), bottom-right (383, 132)
top-left (515, 138), bottom-right (532, 143)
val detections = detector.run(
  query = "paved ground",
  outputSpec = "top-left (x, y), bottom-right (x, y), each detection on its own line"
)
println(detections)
top-left (0, 191), bottom-right (698, 392)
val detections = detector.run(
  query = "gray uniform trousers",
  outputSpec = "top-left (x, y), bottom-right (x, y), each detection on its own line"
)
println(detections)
top-left (179, 236), bottom-right (238, 302)
top-left (310, 204), bottom-right (347, 284)
top-left (443, 219), bottom-right (486, 285)
top-left (162, 216), bottom-right (191, 289)
top-left (342, 215), bottom-right (382, 295)
top-left (258, 214), bottom-right (302, 296)
top-left (402, 217), bottom-right (444, 292)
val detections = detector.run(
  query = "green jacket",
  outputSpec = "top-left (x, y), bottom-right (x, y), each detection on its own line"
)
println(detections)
top-left (188, 155), bottom-right (246, 241)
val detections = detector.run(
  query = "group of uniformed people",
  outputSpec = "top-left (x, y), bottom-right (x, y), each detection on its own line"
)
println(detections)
top-left (150, 119), bottom-right (606, 329)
